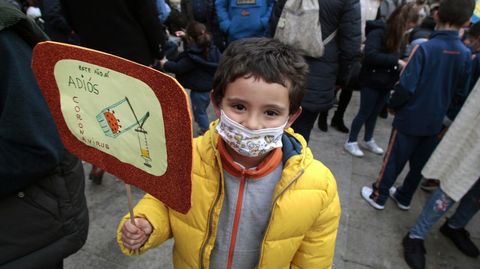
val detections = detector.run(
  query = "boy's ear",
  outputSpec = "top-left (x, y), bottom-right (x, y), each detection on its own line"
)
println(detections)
top-left (285, 107), bottom-right (302, 129)
top-left (210, 90), bottom-right (221, 118)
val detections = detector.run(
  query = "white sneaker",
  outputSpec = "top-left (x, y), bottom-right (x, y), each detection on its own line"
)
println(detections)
top-left (363, 139), bottom-right (384, 155)
top-left (344, 141), bottom-right (364, 157)
top-left (361, 186), bottom-right (385, 210)
top-left (389, 186), bottom-right (411, 210)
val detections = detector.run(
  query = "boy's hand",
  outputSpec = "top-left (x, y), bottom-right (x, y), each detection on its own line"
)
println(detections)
top-left (121, 217), bottom-right (153, 251)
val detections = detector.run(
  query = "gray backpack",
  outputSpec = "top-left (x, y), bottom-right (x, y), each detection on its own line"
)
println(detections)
top-left (274, 0), bottom-right (337, 58)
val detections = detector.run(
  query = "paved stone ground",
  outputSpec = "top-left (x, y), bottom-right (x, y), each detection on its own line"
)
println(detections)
top-left (65, 91), bottom-right (479, 269)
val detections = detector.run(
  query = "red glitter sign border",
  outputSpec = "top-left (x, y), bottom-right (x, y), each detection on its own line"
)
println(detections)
top-left (32, 41), bottom-right (192, 214)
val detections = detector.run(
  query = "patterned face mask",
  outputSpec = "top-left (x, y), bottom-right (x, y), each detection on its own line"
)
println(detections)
top-left (216, 110), bottom-right (288, 157)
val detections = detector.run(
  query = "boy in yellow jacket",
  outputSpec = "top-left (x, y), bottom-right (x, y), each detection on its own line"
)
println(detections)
top-left (117, 37), bottom-right (341, 269)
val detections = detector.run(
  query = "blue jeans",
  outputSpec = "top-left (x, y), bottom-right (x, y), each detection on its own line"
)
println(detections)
top-left (190, 91), bottom-right (210, 132)
top-left (410, 178), bottom-right (480, 239)
top-left (348, 86), bottom-right (388, 142)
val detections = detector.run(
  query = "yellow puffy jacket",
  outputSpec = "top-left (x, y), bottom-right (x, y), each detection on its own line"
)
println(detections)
top-left (117, 123), bottom-right (341, 269)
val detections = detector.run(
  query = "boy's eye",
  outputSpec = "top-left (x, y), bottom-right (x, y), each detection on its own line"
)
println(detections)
top-left (265, 110), bottom-right (279, 117)
top-left (232, 104), bottom-right (246, 111)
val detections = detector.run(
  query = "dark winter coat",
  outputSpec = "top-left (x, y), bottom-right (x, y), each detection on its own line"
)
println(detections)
top-left (60, 0), bottom-right (168, 66)
top-left (38, 0), bottom-right (74, 43)
top-left (359, 20), bottom-right (401, 91)
top-left (163, 44), bottom-right (221, 92)
top-left (0, 4), bottom-right (89, 267)
top-left (270, 0), bottom-right (361, 112)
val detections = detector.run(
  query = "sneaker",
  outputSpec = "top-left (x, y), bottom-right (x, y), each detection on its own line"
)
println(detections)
top-left (440, 220), bottom-right (480, 257)
top-left (389, 186), bottom-right (411, 210)
top-left (402, 233), bottom-right (426, 269)
top-left (362, 139), bottom-right (384, 155)
top-left (361, 186), bottom-right (385, 210)
top-left (344, 141), bottom-right (364, 157)
top-left (420, 179), bottom-right (440, 192)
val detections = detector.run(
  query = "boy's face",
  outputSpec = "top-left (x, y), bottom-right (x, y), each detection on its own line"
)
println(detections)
top-left (212, 76), bottom-right (301, 131)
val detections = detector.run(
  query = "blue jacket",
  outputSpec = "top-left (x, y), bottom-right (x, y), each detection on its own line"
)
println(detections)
top-left (215, 0), bottom-right (273, 43)
top-left (164, 44), bottom-right (221, 92)
top-left (389, 31), bottom-right (472, 136)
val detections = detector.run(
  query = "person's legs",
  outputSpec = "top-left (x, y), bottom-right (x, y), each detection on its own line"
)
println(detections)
top-left (395, 135), bottom-right (438, 206)
top-left (448, 179), bottom-right (480, 228)
top-left (348, 87), bottom-right (379, 143)
top-left (402, 188), bottom-right (455, 269)
top-left (291, 108), bottom-right (319, 143)
top-left (190, 91), bottom-right (211, 133)
top-left (331, 87), bottom-right (353, 133)
top-left (409, 188), bottom-right (455, 239)
top-left (317, 110), bottom-right (329, 132)
top-left (368, 130), bottom-right (414, 205)
top-left (363, 90), bottom-right (388, 142)
top-left (89, 165), bottom-right (104, 185)
top-left (440, 179), bottom-right (480, 257)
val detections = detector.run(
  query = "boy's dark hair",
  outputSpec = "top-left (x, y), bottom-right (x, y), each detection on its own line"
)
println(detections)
top-left (419, 16), bottom-right (436, 31)
top-left (437, 0), bottom-right (475, 27)
top-left (212, 38), bottom-right (309, 114)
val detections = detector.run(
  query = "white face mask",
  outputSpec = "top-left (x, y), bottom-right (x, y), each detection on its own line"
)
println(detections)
top-left (216, 110), bottom-right (288, 157)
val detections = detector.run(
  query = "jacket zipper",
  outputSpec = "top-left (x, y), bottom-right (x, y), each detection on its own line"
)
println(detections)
top-left (255, 169), bottom-right (305, 268)
top-left (226, 172), bottom-right (247, 269)
top-left (199, 174), bottom-right (223, 269)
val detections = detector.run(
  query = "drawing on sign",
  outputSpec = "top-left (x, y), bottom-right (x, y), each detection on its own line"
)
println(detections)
top-left (96, 97), bottom-right (152, 167)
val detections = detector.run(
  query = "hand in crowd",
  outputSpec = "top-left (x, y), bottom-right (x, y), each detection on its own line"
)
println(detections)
top-left (398, 59), bottom-right (407, 69)
top-left (159, 57), bottom-right (168, 68)
top-left (175, 30), bottom-right (185, 38)
top-left (121, 217), bottom-right (153, 251)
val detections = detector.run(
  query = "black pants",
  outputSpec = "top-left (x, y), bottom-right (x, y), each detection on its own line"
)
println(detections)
top-left (320, 87), bottom-right (354, 122)
top-left (291, 108), bottom-right (321, 143)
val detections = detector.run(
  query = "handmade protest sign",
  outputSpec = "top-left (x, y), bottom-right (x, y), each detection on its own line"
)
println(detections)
top-left (32, 42), bottom-right (192, 213)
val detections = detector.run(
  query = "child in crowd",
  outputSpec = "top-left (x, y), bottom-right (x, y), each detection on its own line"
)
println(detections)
top-left (361, 0), bottom-right (475, 210)
top-left (344, 3), bottom-right (420, 158)
top-left (160, 21), bottom-right (221, 134)
top-left (420, 21), bottom-right (480, 192)
top-left (403, 15), bottom-right (436, 58)
top-left (117, 38), bottom-right (341, 268)
top-left (402, 76), bottom-right (480, 269)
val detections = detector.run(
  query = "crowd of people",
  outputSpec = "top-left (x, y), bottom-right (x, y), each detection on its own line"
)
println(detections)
top-left (1, 0), bottom-right (479, 268)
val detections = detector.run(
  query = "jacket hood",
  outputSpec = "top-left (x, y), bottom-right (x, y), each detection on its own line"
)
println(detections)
top-left (365, 19), bottom-right (385, 36)
top-left (186, 44), bottom-right (220, 69)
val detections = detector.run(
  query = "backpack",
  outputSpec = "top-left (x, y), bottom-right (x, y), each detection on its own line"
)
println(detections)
top-left (274, 0), bottom-right (336, 58)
